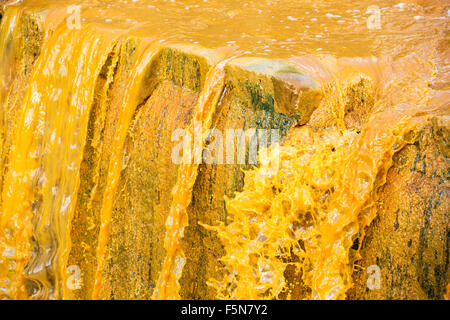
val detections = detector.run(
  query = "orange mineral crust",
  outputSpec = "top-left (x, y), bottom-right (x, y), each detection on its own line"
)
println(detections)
top-left (0, 0), bottom-right (448, 300)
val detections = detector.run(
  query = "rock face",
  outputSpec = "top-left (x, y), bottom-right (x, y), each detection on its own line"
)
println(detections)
top-left (0, 1), bottom-right (448, 300)
top-left (349, 116), bottom-right (449, 300)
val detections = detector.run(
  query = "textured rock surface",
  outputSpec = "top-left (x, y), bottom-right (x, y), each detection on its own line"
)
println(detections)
top-left (349, 115), bottom-right (449, 300)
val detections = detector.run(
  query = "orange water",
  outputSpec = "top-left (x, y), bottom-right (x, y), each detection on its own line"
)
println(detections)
top-left (0, 0), bottom-right (448, 299)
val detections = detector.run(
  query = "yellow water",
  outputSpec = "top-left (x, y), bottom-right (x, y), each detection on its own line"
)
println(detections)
top-left (0, 0), bottom-right (448, 299)
top-left (152, 63), bottom-right (226, 299)
top-left (210, 98), bottom-right (442, 299)
top-left (2, 0), bottom-right (449, 58)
